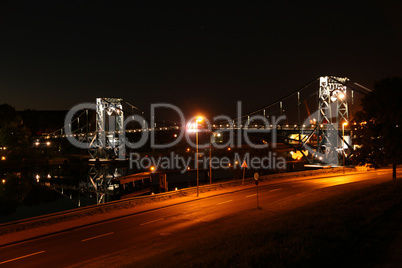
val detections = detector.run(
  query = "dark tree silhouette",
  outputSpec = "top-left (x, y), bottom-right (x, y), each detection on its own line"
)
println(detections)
top-left (0, 104), bottom-right (30, 154)
top-left (352, 77), bottom-right (402, 179)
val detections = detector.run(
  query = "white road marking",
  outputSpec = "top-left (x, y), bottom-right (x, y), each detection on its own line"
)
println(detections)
top-left (269, 188), bottom-right (282, 192)
top-left (246, 194), bottom-right (257, 197)
top-left (0, 251), bottom-right (46, 265)
top-left (140, 218), bottom-right (165, 226)
top-left (81, 232), bottom-right (114, 242)
top-left (217, 200), bottom-right (233, 205)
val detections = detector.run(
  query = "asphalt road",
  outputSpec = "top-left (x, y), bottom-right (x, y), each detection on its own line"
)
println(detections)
top-left (0, 170), bottom-right (395, 267)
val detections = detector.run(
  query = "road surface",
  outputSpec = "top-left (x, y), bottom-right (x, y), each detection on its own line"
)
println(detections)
top-left (0, 170), bottom-right (396, 267)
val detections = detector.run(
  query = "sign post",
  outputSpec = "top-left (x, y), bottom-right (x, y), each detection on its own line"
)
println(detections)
top-left (241, 161), bottom-right (248, 185)
top-left (254, 172), bottom-right (260, 209)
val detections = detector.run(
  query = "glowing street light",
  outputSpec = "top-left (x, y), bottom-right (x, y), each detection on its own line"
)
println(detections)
top-left (342, 122), bottom-right (348, 174)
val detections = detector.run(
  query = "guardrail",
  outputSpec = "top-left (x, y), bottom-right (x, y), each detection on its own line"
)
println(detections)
top-left (0, 167), bottom-right (355, 235)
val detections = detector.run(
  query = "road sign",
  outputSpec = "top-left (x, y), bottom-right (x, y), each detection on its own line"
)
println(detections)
top-left (241, 161), bottom-right (248, 168)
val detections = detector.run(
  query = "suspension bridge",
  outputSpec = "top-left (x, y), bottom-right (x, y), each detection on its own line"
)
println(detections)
top-left (37, 76), bottom-right (371, 165)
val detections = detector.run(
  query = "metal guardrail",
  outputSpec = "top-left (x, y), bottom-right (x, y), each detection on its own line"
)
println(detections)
top-left (0, 167), bottom-right (352, 234)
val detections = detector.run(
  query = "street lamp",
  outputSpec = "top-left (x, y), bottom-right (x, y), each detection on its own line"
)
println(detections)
top-left (342, 122), bottom-right (348, 174)
top-left (195, 116), bottom-right (203, 197)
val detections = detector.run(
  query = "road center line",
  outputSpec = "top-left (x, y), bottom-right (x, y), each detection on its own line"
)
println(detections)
top-left (140, 218), bottom-right (165, 226)
top-left (270, 188), bottom-right (282, 192)
top-left (81, 232), bottom-right (114, 242)
top-left (217, 200), bottom-right (233, 205)
top-left (0, 251), bottom-right (46, 265)
top-left (246, 194), bottom-right (257, 197)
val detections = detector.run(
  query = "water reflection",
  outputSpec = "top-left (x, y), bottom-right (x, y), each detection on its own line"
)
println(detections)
top-left (0, 159), bottom-right (236, 223)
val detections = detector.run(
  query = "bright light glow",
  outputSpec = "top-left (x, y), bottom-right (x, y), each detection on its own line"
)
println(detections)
top-left (338, 93), bottom-right (345, 100)
top-left (235, 161), bottom-right (239, 165)
top-left (47, 174), bottom-right (51, 179)
top-left (1, 179), bottom-right (5, 184)
top-left (46, 141), bottom-right (51, 146)
top-left (343, 122), bottom-right (348, 127)
top-left (227, 147), bottom-right (231, 151)
top-left (186, 148), bottom-right (190, 152)
top-left (173, 134), bottom-right (178, 138)
top-left (35, 142), bottom-right (40, 146)
top-left (36, 174), bottom-right (40, 180)
top-left (1, 156), bottom-right (5, 161)
top-left (196, 116), bottom-right (203, 122)
top-left (150, 166), bottom-right (155, 172)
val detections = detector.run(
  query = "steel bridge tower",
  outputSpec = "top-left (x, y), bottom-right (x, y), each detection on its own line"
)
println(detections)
top-left (317, 76), bottom-right (349, 165)
top-left (89, 98), bottom-right (125, 159)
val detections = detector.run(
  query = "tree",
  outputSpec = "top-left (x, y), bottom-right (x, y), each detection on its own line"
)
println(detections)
top-left (0, 104), bottom-right (30, 155)
top-left (352, 77), bottom-right (402, 179)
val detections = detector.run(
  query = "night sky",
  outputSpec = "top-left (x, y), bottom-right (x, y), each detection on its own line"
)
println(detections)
top-left (1, 0), bottom-right (401, 119)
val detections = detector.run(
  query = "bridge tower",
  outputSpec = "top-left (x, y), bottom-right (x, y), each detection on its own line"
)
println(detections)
top-left (317, 76), bottom-right (349, 165)
top-left (89, 98), bottom-right (125, 159)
